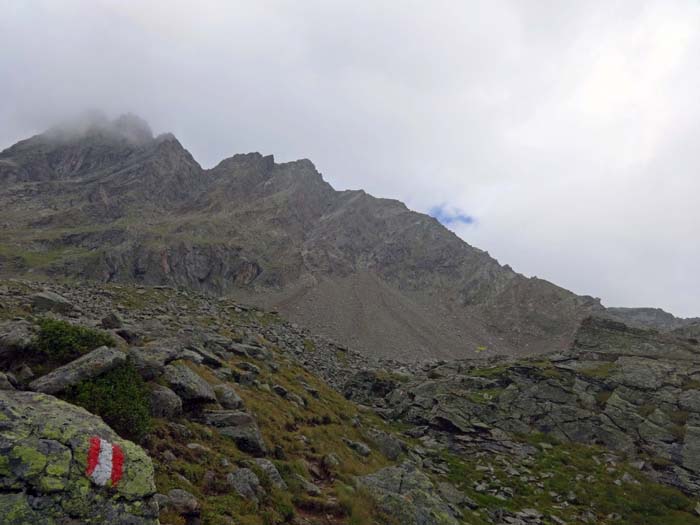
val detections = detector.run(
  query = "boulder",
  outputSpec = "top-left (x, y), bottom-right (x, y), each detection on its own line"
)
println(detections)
top-left (149, 384), bottom-right (183, 418)
top-left (322, 453), bottom-right (340, 470)
top-left (127, 346), bottom-right (178, 380)
top-left (343, 370), bottom-right (399, 405)
top-left (227, 468), bottom-right (262, 503)
top-left (101, 312), bottom-right (124, 329)
top-left (188, 346), bottom-right (224, 368)
top-left (162, 363), bottom-right (216, 403)
top-left (116, 328), bottom-right (143, 345)
top-left (358, 462), bottom-right (458, 525)
top-left (367, 428), bottom-right (404, 460)
top-left (203, 410), bottom-right (267, 456)
top-left (29, 346), bottom-right (126, 395)
top-left (0, 320), bottom-right (35, 359)
top-left (0, 390), bottom-right (157, 524)
top-left (253, 458), bottom-right (287, 490)
top-left (166, 488), bottom-right (201, 518)
top-left (343, 438), bottom-right (371, 457)
top-left (30, 291), bottom-right (74, 313)
top-left (214, 383), bottom-right (245, 410)
top-left (294, 473), bottom-right (321, 496)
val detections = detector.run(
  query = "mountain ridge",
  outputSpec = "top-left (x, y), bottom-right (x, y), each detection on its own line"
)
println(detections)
top-left (1, 113), bottom-right (689, 361)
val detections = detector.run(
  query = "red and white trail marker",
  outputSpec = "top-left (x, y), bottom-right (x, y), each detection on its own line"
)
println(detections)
top-left (86, 436), bottom-right (124, 487)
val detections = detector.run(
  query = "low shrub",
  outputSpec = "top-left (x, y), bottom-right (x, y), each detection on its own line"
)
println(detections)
top-left (34, 318), bottom-right (115, 364)
top-left (65, 360), bottom-right (151, 442)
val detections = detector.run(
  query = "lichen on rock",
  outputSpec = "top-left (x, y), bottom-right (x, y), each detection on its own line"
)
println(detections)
top-left (0, 390), bottom-right (158, 524)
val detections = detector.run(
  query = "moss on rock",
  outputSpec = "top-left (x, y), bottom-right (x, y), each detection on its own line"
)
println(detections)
top-left (0, 390), bottom-right (158, 524)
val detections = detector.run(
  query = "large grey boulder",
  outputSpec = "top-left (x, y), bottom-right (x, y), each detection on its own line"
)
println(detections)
top-left (0, 320), bottom-right (35, 358)
top-left (253, 458), bottom-right (287, 490)
top-left (0, 390), bottom-right (157, 524)
top-left (214, 383), bottom-right (245, 410)
top-left (165, 488), bottom-right (201, 520)
top-left (162, 362), bottom-right (216, 403)
top-left (149, 384), bottom-right (183, 418)
top-left (227, 468), bottom-right (263, 503)
top-left (101, 312), bottom-right (124, 329)
top-left (30, 291), bottom-right (74, 313)
top-left (367, 428), bottom-right (405, 460)
top-left (358, 462), bottom-right (459, 525)
top-left (127, 346), bottom-right (170, 381)
top-left (343, 438), bottom-right (371, 457)
top-left (203, 410), bottom-right (267, 456)
top-left (29, 346), bottom-right (126, 394)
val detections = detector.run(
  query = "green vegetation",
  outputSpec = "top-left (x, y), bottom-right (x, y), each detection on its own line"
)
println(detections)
top-left (469, 364), bottom-right (510, 379)
top-left (0, 243), bottom-right (92, 272)
top-left (440, 437), bottom-right (700, 525)
top-left (150, 346), bottom-right (394, 524)
top-left (580, 361), bottom-right (617, 379)
top-left (639, 403), bottom-right (656, 417)
top-left (529, 360), bottom-right (565, 379)
top-left (337, 484), bottom-right (392, 525)
top-left (467, 388), bottom-right (502, 404)
top-left (32, 318), bottom-right (115, 369)
top-left (596, 389), bottom-right (613, 406)
top-left (682, 379), bottom-right (700, 391)
top-left (64, 360), bottom-right (151, 442)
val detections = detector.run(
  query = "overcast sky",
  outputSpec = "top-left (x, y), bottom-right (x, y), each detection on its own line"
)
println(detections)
top-left (2, 1), bottom-right (699, 317)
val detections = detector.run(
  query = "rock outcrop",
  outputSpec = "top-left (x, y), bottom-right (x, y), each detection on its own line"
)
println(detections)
top-left (359, 462), bottom-right (460, 525)
top-left (28, 346), bottom-right (125, 394)
top-left (0, 390), bottom-right (157, 524)
top-left (347, 316), bottom-right (700, 493)
top-left (0, 114), bottom-right (608, 361)
top-left (1, 279), bottom-right (700, 524)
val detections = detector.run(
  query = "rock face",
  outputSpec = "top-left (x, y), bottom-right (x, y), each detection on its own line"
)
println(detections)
top-left (0, 114), bottom-right (607, 361)
top-left (162, 362), bottom-right (216, 403)
top-left (30, 291), bottom-right (74, 314)
top-left (0, 390), bottom-right (157, 524)
top-left (349, 316), bottom-right (700, 493)
top-left (358, 462), bottom-right (459, 525)
top-left (28, 346), bottom-right (126, 394)
top-left (606, 306), bottom-right (699, 331)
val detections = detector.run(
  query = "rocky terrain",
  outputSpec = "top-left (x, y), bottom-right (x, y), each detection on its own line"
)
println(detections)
top-left (1, 280), bottom-right (700, 524)
top-left (2, 114), bottom-right (700, 524)
top-left (0, 113), bottom-right (611, 361)
top-left (605, 307), bottom-right (700, 332)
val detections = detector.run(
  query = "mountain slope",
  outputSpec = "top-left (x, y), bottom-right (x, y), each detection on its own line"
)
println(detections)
top-left (0, 114), bottom-right (604, 360)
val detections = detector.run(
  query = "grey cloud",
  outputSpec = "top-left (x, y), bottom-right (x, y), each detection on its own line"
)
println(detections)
top-left (1, 0), bottom-right (698, 316)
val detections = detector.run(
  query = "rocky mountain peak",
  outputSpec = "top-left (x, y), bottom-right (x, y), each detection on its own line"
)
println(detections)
top-left (211, 152), bottom-right (276, 177)
top-left (43, 111), bottom-right (154, 146)
top-left (0, 115), bottom-right (679, 361)
top-left (111, 113), bottom-right (154, 144)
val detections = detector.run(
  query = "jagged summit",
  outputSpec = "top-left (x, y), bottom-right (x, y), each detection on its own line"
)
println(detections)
top-left (605, 306), bottom-right (700, 331)
top-left (111, 113), bottom-right (154, 143)
top-left (0, 115), bottom-right (613, 360)
top-left (42, 111), bottom-right (154, 145)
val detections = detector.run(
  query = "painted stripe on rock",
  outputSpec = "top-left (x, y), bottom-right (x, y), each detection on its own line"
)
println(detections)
top-left (85, 436), bottom-right (124, 487)
top-left (111, 442), bottom-right (124, 485)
